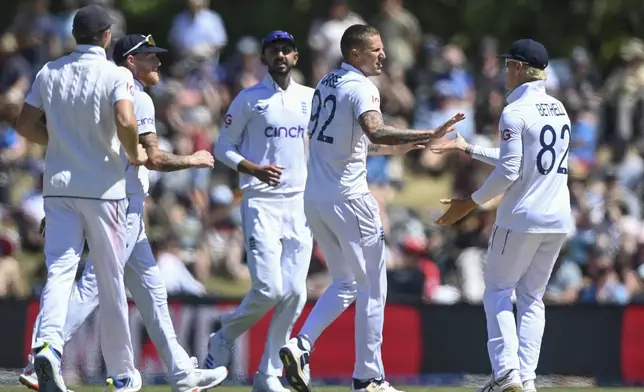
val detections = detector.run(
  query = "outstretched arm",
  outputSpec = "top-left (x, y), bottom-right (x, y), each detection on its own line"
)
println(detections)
top-left (140, 132), bottom-right (213, 172)
top-left (358, 110), bottom-right (464, 146)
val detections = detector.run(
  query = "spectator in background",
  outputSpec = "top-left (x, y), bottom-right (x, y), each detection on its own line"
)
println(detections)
top-left (0, 226), bottom-right (25, 297)
top-left (0, 33), bottom-right (32, 95)
top-left (601, 37), bottom-right (644, 149)
top-left (169, 0), bottom-right (227, 65)
top-left (52, 0), bottom-right (80, 52)
top-left (544, 249), bottom-right (584, 304)
top-left (10, 0), bottom-right (60, 77)
top-left (579, 246), bottom-right (630, 304)
top-left (370, 0), bottom-right (422, 73)
top-left (205, 185), bottom-right (246, 282)
top-left (218, 36), bottom-right (266, 96)
top-left (435, 44), bottom-right (475, 103)
top-left (308, 0), bottom-right (364, 83)
top-left (0, 89), bottom-right (27, 205)
top-left (153, 234), bottom-right (206, 296)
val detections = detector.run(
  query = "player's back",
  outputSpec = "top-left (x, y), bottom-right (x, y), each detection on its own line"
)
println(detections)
top-left (36, 47), bottom-right (129, 200)
top-left (306, 64), bottom-right (376, 201)
top-left (497, 82), bottom-right (572, 233)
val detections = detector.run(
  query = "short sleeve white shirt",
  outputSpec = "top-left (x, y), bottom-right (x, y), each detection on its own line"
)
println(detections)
top-left (122, 79), bottom-right (155, 197)
top-left (25, 45), bottom-right (135, 200)
top-left (305, 63), bottom-right (381, 201)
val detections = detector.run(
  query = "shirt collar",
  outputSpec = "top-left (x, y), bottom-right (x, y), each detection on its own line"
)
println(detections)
top-left (506, 80), bottom-right (546, 104)
top-left (262, 73), bottom-right (293, 92)
top-left (340, 62), bottom-right (365, 76)
top-left (73, 45), bottom-right (107, 58)
top-left (134, 79), bottom-right (145, 91)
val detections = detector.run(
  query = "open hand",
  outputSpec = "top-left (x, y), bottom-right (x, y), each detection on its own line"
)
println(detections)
top-left (431, 112), bottom-right (466, 139)
top-left (429, 132), bottom-right (469, 155)
top-left (435, 197), bottom-right (477, 226)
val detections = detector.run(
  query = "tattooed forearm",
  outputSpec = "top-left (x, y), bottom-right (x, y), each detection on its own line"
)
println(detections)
top-left (139, 133), bottom-right (195, 172)
top-left (358, 111), bottom-right (434, 145)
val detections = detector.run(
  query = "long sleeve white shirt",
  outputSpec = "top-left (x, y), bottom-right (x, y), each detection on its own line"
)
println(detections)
top-left (471, 80), bottom-right (573, 233)
top-left (214, 74), bottom-right (314, 195)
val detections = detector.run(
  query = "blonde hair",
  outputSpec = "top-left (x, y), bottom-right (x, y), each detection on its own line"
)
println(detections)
top-left (523, 66), bottom-right (547, 82)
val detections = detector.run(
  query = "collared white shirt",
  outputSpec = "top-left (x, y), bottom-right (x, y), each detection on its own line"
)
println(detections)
top-left (214, 74), bottom-right (314, 195)
top-left (471, 80), bottom-right (573, 233)
top-left (305, 63), bottom-right (382, 201)
top-left (25, 44), bottom-right (135, 200)
top-left (122, 79), bottom-right (155, 197)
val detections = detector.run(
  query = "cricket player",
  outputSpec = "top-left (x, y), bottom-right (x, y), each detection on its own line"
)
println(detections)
top-left (432, 39), bottom-right (572, 392)
top-left (15, 5), bottom-right (148, 392)
top-left (19, 34), bottom-right (228, 392)
top-left (278, 24), bottom-right (464, 392)
top-left (207, 31), bottom-right (313, 392)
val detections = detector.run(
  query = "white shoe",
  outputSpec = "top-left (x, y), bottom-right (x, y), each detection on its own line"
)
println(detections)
top-left (351, 380), bottom-right (404, 392)
top-left (279, 336), bottom-right (311, 392)
top-left (476, 370), bottom-right (523, 392)
top-left (34, 344), bottom-right (67, 392)
top-left (105, 369), bottom-right (142, 392)
top-left (251, 371), bottom-right (289, 392)
top-left (204, 333), bottom-right (233, 369)
top-left (19, 354), bottom-right (39, 391)
top-left (522, 380), bottom-right (536, 392)
top-left (171, 366), bottom-right (228, 392)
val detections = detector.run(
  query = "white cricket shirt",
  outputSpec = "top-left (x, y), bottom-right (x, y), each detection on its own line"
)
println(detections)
top-left (25, 45), bottom-right (135, 200)
top-left (215, 74), bottom-right (313, 195)
top-left (305, 63), bottom-right (381, 201)
top-left (471, 80), bottom-right (572, 233)
top-left (121, 79), bottom-right (154, 197)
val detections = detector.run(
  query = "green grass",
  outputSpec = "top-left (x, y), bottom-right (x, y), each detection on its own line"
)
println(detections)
top-left (1, 387), bottom-right (643, 392)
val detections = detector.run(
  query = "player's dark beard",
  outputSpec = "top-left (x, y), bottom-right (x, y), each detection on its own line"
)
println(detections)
top-left (269, 60), bottom-right (291, 75)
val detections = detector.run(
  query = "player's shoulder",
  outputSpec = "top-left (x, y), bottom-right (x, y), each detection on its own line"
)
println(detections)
top-left (292, 81), bottom-right (315, 97)
top-left (134, 89), bottom-right (154, 110)
top-left (235, 82), bottom-right (270, 101)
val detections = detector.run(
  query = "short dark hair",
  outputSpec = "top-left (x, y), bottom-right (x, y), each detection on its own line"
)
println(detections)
top-left (72, 28), bottom-right (108, 46)
top-left (340, 24), bottom-right (380, 60)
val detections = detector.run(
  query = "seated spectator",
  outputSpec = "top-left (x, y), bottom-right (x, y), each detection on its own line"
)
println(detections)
top-left (153, 234), bottom-right (206, 296)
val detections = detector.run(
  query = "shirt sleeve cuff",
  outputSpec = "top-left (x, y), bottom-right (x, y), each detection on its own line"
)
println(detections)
top-left (471, 190), bottom-right (485, 206)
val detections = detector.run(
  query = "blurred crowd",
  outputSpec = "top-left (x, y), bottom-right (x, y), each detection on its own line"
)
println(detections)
top-left (1, 0), bottom-right (644, 305)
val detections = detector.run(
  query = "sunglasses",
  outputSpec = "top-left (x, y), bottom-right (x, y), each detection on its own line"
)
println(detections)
top-left (504, 58), bottom-right (528, 68)
top-left (123, 34), bottom-right (156, 57)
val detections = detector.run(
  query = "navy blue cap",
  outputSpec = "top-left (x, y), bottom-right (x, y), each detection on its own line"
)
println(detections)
top-left (72, 4), bottom-right (114, 37)
top-left (112, 34), bottom-right (167, 60)
top-left (261, 31), bottom-right (296, 51)
top-left (499, 39), bottom-right (549, 70)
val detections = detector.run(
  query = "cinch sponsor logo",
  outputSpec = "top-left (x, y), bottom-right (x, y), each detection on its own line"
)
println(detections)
top-left (264, 126), bottom-right (306, 138)
top-left (138, 118), bottom-right (154, 126)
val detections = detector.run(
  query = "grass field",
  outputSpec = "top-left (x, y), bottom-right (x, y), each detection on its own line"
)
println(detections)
top-left (1, 387), bottom-right (643, 392)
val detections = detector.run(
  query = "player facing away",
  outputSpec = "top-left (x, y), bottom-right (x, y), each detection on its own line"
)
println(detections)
top-left (279, 24), bottom-right (465, 392)
top-left (207, 31), bottom-right (314, 392)
top-left (19, 34), bottom-right (227, 392)
top-left (15, 5), bottom-right (149, 392)
top-left (432, 39), bottom-right (572, 392)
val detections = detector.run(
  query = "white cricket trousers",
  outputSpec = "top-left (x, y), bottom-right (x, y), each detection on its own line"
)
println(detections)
top-left (33, 197), bottom-right (134, 379)
top-left (299, 194), bottom-right (387, 382)
top-left (31, 196), bottom-right (194, 381)
top-left (484, 225), bottom-right (566, 382)
top-left (219, 191), bottom-right (312, 377)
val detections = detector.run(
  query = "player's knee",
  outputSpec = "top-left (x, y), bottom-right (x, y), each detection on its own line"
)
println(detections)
top-left (257, 283), bottom-right (285, 305)
top-left (483, 286), bottom-right (513, 305)
top-left (332, 280), bottom-right (358, 299)
top-left (515, 287), bottom-right (544, 307)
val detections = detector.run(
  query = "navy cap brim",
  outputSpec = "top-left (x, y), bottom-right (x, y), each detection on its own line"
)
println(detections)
top-left (131, 46), bottom-right (168, 55)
